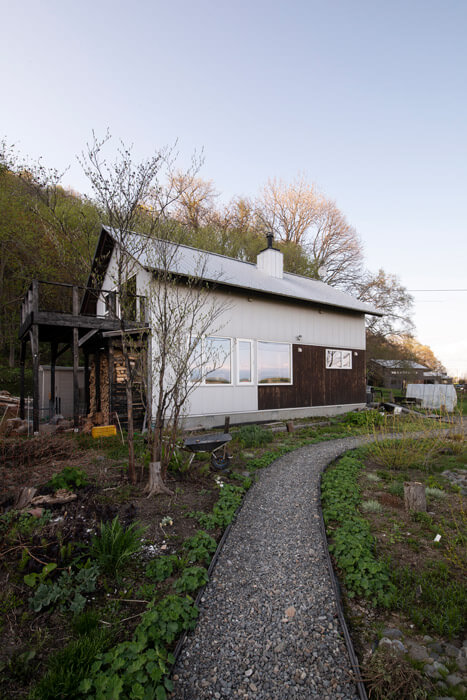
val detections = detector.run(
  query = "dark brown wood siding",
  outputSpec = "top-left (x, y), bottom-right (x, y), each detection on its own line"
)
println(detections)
top-left (258, 344), bottom-right (366, 410)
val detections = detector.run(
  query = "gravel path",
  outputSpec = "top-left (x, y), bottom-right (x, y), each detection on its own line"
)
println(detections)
top-left (172, 437), bottom-right (367, 700)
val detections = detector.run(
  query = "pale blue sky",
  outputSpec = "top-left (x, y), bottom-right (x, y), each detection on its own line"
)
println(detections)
top-left (2, 0), bottom-right (466, 375)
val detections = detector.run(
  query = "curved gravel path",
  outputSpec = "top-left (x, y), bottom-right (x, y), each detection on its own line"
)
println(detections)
top-left (172, 437), bottom-right (367, 700)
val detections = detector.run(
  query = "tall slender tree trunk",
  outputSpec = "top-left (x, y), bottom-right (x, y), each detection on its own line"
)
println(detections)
top-left (122, 335), bottom-right (136, 485)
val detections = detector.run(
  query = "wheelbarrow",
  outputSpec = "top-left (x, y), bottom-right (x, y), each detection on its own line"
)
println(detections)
top-left (183, 432), bottom-right (232, 471)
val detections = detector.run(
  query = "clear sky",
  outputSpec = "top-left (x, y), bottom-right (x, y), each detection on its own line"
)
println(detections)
top-left (2, 0), bottom-right (466, 376)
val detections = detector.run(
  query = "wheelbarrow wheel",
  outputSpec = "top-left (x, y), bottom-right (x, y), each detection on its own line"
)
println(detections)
top-left (211, 453), bottom-right (230, 471)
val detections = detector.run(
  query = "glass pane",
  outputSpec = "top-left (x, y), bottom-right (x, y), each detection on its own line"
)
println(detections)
top-left (342, 351), bottom-right (352, 369)
top-left (205, 337), bottom-right (231, 384)
top-left (189, 337), bottom-right (203, 382)
top-left (257, 342), bottom-right (291, 384)
top-left (238, 341), bottom-right (252, 383)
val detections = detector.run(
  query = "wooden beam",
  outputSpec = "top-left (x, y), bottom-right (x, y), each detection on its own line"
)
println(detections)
top-left (56, 343), bottom-right (71, 360)
top-left (33, 311), bottom-right (122, 330)
top-left (78, 329), bottom-right (99, 347)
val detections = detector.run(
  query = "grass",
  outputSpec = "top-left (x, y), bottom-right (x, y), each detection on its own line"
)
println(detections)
top-left (1, 412), bottom-right (463, 699)
top-left (90, 516), bottom-right (146, 578)
top-left (322, 433), bottom-right (467, 697)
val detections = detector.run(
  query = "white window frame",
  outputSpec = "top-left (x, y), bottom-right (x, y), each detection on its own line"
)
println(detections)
top-left (326, 349), bottom-right (352, 370)
top-left (188, 336), bottom-right (233, 386)
top-left (204, 336), bottom-right (233, 386)
top-left (257, 340), bottom-right (293, 386)
top-left (236, 338), bottom-right (254, 385)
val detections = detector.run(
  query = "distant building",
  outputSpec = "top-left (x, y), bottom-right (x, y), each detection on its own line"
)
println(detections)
top-left (368, 359), bottom-right (428, 390)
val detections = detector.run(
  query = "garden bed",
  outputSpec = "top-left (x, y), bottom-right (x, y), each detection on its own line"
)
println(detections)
top-left (322, 432), bottom-right (466, 700)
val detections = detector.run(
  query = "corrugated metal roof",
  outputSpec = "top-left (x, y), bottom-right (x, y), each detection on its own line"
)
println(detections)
top-left (104, 226), bottom-right (382, 317)
top-left (372, 359), bottom-right (428, 370)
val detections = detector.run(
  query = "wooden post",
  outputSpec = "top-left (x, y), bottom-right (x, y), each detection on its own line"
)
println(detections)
top-left (84, 351), bottom-right (90, 415)
top-left (224, 416), bottom-right (230, 434)
top-left (30, 325), bottom-right (40, 434)
top-left (19, 340), bottom-right (26, 420)
top-left (108, 341), bottom-right (114, 424)
top-left (31, 279), bottom-right (39, 315)
top-left (72, 287), bottom-right (80, 430)
top-left (49, 341), bottom-right (57, 419)
top-left (404, 482), bottom-right (426, 512)
top-left (95, 351), bottom-right (101, 412)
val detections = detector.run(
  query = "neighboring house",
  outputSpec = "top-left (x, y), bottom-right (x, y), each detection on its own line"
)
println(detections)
top-left (19, 226), bottom-right (381, 432)
top-left (422, 371), bottom-right (452, 385)
top-left (368, 359), bottom-right (429, 390)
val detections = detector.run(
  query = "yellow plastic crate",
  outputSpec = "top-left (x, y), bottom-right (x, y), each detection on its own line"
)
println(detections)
top-left (92, 425), bottom-right (117, 439)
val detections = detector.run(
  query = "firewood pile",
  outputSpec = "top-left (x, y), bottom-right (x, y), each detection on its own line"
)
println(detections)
top-left (0, 391), bottom-right (20, 434)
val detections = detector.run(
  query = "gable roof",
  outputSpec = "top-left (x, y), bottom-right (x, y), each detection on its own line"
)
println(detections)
top-left (371, 359), bottom-right (429, 370)
top-left (92, 226), bottom-right (382, 317)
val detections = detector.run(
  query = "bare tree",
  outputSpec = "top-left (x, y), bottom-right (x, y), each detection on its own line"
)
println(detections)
top-left (256, 175), bottom-right (322, 245)
top-left (169, 172), bottom-right (218, 230)
top-left (256, 176), bottom-right (364, 289)
top-left (80, 131), bottom-right (202, 484)
top-left (141, 233), bottom-right (228, 496)
top-left (356, 268), bottom-right (414, 339)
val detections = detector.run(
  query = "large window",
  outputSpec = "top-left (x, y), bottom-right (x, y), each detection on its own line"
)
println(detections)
top-left (326, 349), bottom-right (352, 370)
top-left (237, 340), bottom-right (253, 384)
top-left (257, 341), bottom-right (292, 384)
top-left (204, 337), bottom-right (232, 384)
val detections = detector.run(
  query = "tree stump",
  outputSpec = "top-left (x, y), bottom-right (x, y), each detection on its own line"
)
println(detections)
top-left (404, 482), bottom-right (426, 512)
top-left (286, 421), bottom-right (295, 433)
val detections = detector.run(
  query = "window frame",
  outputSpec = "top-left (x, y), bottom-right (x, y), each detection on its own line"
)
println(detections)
top-left (256, 340), bottom-right (293, 386)
top-left (188, 335), bottom-right (233, 386)
top-left (325, 348), bottom-right (353, 370)
top-left (236, 338), bottom-right (254, 386)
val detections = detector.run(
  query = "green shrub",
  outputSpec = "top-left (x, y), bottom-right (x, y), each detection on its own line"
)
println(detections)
top-left (329, 517), bottom-right (395, 606)
top-left (29, 564), bottom-right (100, 614)
top-left (321, 453), bottom-right (364, 525)
top-left (360, 499), bottom-right (383, 513)
top-left (90, 517), bottom-right (146, 578)
top-left (80, 595), bottom-right (198, 699)
top-left (342, 410), bottom-right (385, 428)
top-left (388, 481), bottom-right (404, 498)
top-left (182, 531), bottom-right (217, 565)
top-left (174, 566), bottom-right (208, 593)
top-left (235, 424), bottom-right (273, 448)
top-left (145, 555), bottom-right (181, 582)
top-left (47, 466), bottom-right (88, 492)
top-left (190, 483), bottom-right (244, 530)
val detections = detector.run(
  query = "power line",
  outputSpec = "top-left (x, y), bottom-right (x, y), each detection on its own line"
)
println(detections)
top-left (407, 288), bottom-right (467, 292)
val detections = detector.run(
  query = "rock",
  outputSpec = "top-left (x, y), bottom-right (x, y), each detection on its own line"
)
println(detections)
top-left (285, 606), bottom-right (296, 619)
top-left (433, 661), bottom-right (449, 674)
top-left (382, 627), bottom-right (403, 639)
top-left (379, 637), bottom-right (406, 654)
top-left (446, 674), bottom-right (462, 687)
top-left (406, 641), bottom-right (432, 663)
top-left (424, 663), bottom-right (441, 680)
top-left (444, 643), bottom-right (460, 658)
top-left (244, 669), bottom-right (253, 677)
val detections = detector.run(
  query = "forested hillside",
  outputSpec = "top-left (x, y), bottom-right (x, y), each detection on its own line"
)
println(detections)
top-left (0, 137), bottom-right (444, 385)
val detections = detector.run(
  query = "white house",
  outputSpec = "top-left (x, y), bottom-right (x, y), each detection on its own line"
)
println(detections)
top-left (80, 226), bottom-right (381, 429)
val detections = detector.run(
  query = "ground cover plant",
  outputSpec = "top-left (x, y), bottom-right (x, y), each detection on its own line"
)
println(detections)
top-left (0, 409), bottom-right (461, 697)
top-left (322, 432), bottom-right (467, 699)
